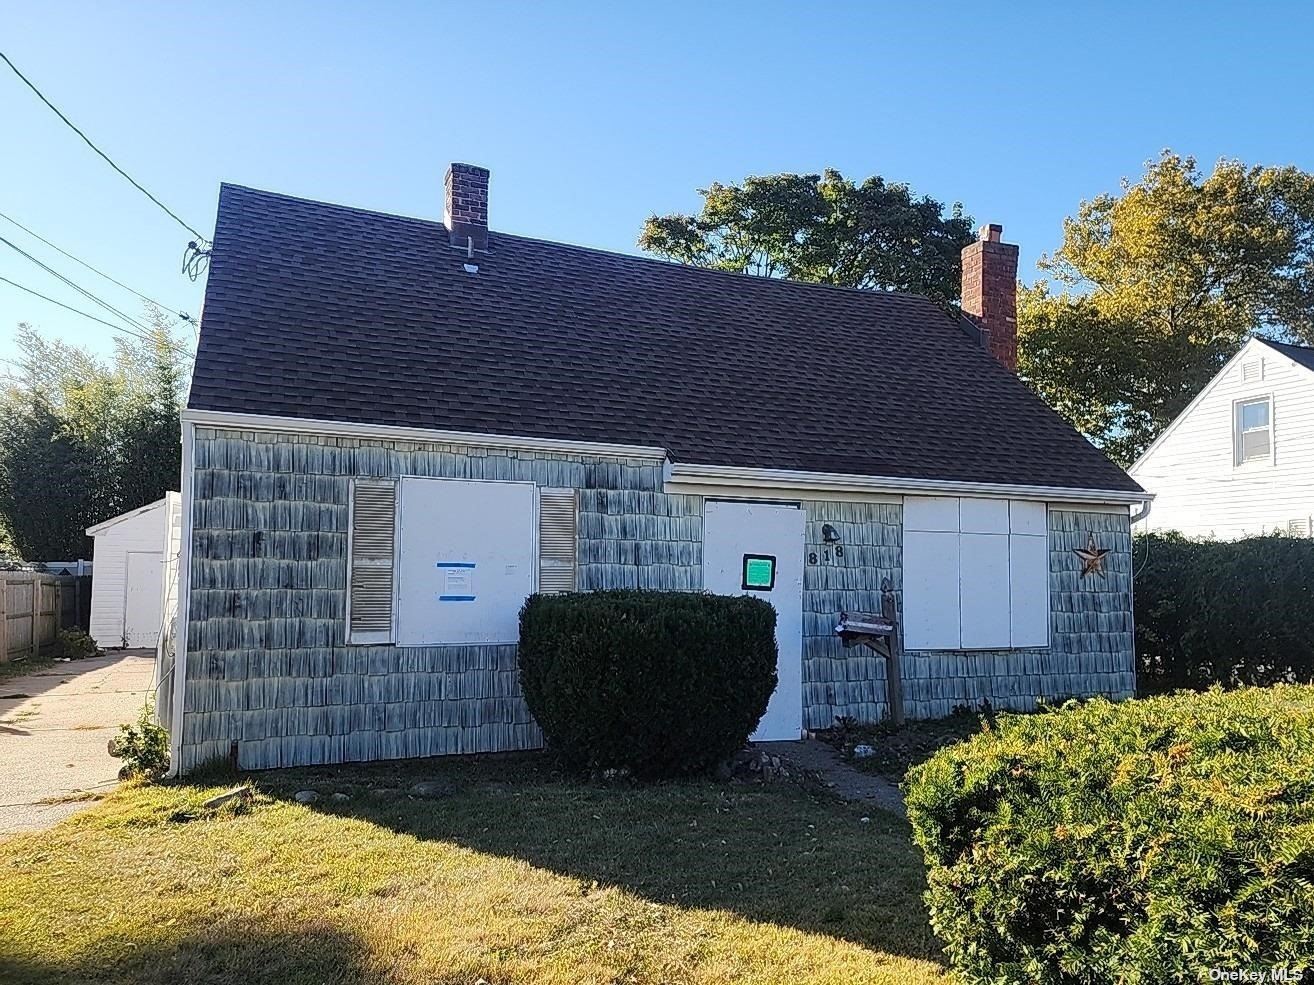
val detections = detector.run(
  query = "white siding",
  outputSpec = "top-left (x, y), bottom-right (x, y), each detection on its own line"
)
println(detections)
top-left (88, 499), bottom-right (169, 648)
top-left (1131, 340), bottom-right (1314, 539)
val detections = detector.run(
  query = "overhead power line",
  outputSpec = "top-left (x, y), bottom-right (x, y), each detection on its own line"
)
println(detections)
top-left (0, 50), bottom-right (208, 243)
top-left (0, 209), bottom-right (194, 323)
top-left (0, 233), bottom-right (151, 333)
top-left (0, 275), bottom-right (194, 356)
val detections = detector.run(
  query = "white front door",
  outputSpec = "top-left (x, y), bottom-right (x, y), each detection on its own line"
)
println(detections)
top-left (702, 501), bottom-right (805, 741)
top-left (123, 551), bottom-right (163, 648)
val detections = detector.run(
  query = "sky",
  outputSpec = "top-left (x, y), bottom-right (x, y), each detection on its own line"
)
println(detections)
top-left (3, 0), bottom-right (1313, 366)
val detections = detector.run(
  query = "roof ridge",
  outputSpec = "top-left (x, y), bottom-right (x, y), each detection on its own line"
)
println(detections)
top-left (217, 182), bottom-right (959, 317)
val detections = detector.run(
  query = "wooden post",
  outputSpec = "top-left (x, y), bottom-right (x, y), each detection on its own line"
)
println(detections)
top-left (880, 578), bottom-right (905, 728)
top-left (32, 575), bottom-right (41, 657)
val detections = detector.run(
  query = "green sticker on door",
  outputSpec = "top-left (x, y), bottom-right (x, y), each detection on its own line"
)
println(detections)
top-left (741, 554), bottom-right (777, 591)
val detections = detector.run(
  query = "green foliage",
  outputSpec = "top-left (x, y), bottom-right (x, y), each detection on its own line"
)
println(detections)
top-left (110, 703), bottom-right (170, 779)
top-left (518, 590), bottom-right (778, 778)
top-left (905, 687), bottom-right (1314, 983)
top-left (0, 310), bottom-right (188, 559)
top-left (52, 628), bottom-right (99, 660)
top-left (639, 170), bottom-right (975, 306)
top-left (1134, 533), bottom-right (1314, 693)
top-left (1019, 151), bottom-right (1314, 466)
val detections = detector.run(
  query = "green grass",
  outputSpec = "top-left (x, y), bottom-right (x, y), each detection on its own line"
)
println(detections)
top-left (0, 753), bottom-right (947, 984)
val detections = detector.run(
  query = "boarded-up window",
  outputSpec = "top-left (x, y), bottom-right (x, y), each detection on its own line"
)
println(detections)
top-left (903, 497), bottom-right (1050, 650)
top-left (348, 480), bottom-right (397, 644)
top-left (538, 488), bottom-right (578, 593)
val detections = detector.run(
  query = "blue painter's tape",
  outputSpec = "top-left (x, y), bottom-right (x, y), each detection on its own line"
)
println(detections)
top-left (435, 561), bottom-right (476, 568)
top-left (438, 595), bottom-right (477, 602)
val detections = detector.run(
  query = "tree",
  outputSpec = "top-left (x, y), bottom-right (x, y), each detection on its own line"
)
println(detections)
top-left (639, 170), bottom-right (975, 305)
top-left (0, 310), bottom-right (190, 559)
top-left (1019, 152), bottom-right (1314, 466)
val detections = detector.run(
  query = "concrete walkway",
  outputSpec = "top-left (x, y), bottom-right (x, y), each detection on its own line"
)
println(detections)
top-left (757, 738), bottom-right (906, 816)
top-left (0, 650), bottom-right (156, 837)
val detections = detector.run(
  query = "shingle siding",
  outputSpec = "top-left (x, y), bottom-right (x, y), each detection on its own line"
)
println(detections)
top-left (180, 426), bottom-right (1135, 772)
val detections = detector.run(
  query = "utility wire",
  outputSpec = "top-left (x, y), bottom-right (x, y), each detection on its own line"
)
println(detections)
top-left (1, 274), bottom-right (144, 335)
top-left (0, 270), bottom-right (194, 359)
top-left (0, 51), bottom-right (208, 243)
top-left (0, 209), bottom-right (194, 323)
top-left (1, 233), bottom-right (151, 333)
top-left (0, 275), bottom-right (194, 356)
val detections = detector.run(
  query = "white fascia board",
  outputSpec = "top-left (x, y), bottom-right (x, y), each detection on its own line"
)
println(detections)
top-left (165, 419), bottom-right (195, 779)
top-left (85, 497), bottom-right (168, 536)
top-left (180, 409), bottom-right (670, 462)
top-left (667, 462), bottom-right (1152, 506)
top-left (1129, 337), bottom-right (1267, 476)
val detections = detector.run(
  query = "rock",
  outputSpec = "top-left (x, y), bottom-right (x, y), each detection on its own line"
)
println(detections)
top-left (852, 744), bottom-right (876, 759)
top-left (368, 787), bottom-right (401, 799)
top-left (107, 735), bottom-right (123, 758)
top-left (203, 786), bottom-right (252, 809)
top-left (408, 781), bottom-right (450, 799)
top-left (293, 790), bottom-right (319, 804)
top-left (330, 792), bottom-right (351, 802)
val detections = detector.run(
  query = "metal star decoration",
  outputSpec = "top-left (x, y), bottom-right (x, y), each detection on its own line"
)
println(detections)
top-left (1073, 534), bottom-right (1110, 578)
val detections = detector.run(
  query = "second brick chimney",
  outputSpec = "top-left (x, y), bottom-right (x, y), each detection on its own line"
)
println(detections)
top-left (444, 163), bottom-right (490, 251)
top-left (961, 223), bottom-right (1019, 371)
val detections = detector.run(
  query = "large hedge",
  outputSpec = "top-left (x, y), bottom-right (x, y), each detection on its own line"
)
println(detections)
top-left (1135, 533), bottom-right (1314, 693)
top-left (905, 687), bottom-right (1314, 983)
top-left (518, 590), bottom-right (777, 777)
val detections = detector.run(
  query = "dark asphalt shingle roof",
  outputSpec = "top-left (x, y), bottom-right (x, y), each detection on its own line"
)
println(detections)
top-left (1261, 338), bottom-right (1314, 373)
top-left (189, 183), bottom-right (1141, 494)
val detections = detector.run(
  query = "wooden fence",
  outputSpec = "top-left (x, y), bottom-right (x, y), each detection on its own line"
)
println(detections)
top-left (0, 571), bottom-right (83, 664)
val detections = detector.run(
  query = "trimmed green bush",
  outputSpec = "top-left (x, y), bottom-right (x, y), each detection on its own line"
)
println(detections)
top-left (905, 687), bottom-right (1314, 983)
top-left (518, 590), bottom-right (777, 778)
top-left (1135, 533), bottom-right (1314, 692)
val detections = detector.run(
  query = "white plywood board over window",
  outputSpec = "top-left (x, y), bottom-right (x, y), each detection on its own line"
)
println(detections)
top-left (903, 530), bottom-right (960, 650)
top-left (902, 497), bottom-right (1050, 650)
top-left (396, 477), bottom-right (537, 645)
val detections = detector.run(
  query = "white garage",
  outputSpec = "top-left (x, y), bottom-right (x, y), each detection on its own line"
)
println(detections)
top-left (86, 494), bottom-right (180, 649)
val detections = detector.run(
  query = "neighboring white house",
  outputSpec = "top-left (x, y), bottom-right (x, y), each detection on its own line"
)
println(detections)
top-left (1130, 337), bottom-right (1314, 539)
top-left (86, 494), bottom-right (180, 648)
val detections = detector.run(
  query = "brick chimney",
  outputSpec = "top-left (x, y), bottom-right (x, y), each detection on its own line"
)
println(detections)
top-left (444, 163), bottom-right (490, 251)
top-left (961, 223), bottom-right (1019, 371)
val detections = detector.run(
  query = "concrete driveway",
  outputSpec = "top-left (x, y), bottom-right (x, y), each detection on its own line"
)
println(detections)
top-left (0, 650), bottom-right (156, 837)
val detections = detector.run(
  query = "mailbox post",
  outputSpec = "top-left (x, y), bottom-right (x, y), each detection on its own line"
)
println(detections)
top-left (834, 578), bottom-right (905, 728)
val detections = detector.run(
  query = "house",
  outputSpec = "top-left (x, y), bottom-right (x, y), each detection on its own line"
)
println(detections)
top-left (86, 494), bottom-right (180, 649)
top-left (167, 163), bottom-right (1148, 773)
top-left (1130, 337), bottom-right (1314, 539)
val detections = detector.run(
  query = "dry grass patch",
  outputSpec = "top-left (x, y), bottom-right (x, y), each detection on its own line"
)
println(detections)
top-left (0, 754), bottom-right (946, 985)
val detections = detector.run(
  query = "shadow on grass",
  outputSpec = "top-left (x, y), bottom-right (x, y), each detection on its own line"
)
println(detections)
top-left (2, 914), bottom-right (530, 985)
top-left (0, 916), bottom-right (372, 985)
top-left (257, 752), bottom-right (942, 964)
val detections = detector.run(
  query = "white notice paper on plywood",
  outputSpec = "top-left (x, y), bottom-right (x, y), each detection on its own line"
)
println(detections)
top-left (396, 478), bottom-right (535, 644)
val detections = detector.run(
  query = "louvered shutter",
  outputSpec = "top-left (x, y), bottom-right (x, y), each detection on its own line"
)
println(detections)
top-left (348, 480), bottom-right (396, 643)
top-left (538, 488), bottom-right (577, 593)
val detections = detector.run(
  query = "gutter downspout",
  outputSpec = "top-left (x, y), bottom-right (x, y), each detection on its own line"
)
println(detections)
top-left (1129, 499), bottom-right (1152, 526)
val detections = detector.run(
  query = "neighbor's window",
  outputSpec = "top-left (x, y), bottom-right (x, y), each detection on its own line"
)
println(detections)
top-left (1234, 398), bottom-right (1272, 465)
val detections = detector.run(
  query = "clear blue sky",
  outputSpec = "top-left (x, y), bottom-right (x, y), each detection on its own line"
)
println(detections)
top-left (3, 0), bottom-right (1312, 365)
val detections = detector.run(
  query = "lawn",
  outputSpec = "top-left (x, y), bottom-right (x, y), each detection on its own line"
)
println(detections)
top-left (0, 753), bottom-right (948, 985)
